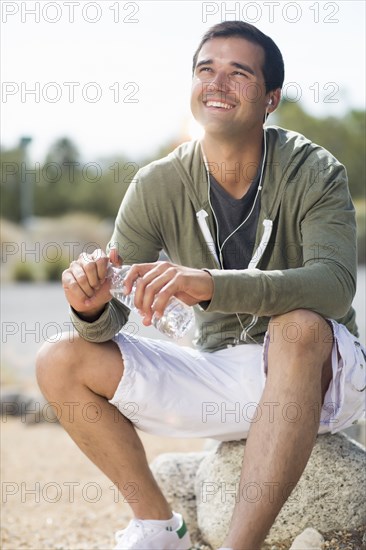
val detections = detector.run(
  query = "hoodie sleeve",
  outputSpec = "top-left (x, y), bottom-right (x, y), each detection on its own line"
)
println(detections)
top-left (204, 161), bottom-right (357, 319)
top-left (106, 166), bottom-right (164, 262)
top-left (69, 167), bottom-right (164, 343)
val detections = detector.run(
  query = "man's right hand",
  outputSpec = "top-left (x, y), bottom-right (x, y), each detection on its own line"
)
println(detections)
top-left (62, 248), bottom-right (121, 321)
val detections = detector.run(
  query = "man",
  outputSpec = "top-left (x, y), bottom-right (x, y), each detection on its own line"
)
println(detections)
top-left (36, 21), bottom-right (365, 550)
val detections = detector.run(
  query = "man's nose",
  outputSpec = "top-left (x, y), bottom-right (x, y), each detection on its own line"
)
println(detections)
top-left (209, 70), bottom-right (230, 90)
top-left (203, 71), bottom-right (236, 102)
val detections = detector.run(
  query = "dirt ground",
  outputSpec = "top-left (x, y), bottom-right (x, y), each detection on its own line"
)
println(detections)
top-left (1, 418), bottom-right (365, 550)
top-left (1, 418), bottom-right (205, 550)
top-left (1, 275), bottom-right (365, 549)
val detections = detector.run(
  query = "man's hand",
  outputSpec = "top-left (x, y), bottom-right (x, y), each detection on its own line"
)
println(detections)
top-left (123, 261), bottom-right (214, 326)
top-left (62, 248), bottom-right (121, 320)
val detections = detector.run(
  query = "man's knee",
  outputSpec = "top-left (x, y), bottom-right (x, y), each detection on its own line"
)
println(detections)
top-left (36, 333), bottom-right (86, 393)
top-left (268, 309), bottom-right (333, 354)
top-left (36, 334), bottom-right (124, 401)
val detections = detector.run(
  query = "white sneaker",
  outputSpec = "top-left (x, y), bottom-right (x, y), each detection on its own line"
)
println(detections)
top-left (114, 511), bottom-right (192, 549)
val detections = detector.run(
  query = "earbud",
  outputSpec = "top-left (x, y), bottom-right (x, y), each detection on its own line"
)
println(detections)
top-left (265, 98), bottom-right (273, 121)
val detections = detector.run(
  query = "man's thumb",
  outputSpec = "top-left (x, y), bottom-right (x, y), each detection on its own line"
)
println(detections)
top-left (109, 247), bottom-right (122, 266)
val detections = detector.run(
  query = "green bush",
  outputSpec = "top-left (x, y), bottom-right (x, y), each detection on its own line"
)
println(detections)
top-left (12, 262), bottom-right (36, 282)
top-left (43, 257), bottom-right (70, 282)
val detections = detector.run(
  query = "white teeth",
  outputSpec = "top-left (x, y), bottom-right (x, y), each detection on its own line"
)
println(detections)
top-left (206, 101), bottom-right (234, 110)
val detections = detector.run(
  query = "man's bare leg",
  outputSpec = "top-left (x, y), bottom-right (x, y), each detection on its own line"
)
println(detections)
top-left (36, 334), bottom-right (172, 520)
top-left (223, 309), bottom-right (333, 550)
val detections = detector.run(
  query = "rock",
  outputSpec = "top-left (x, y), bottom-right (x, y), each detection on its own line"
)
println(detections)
top-left (194, 433), bottom-right (366, 548)
top-left (194, 440), bottom-right (243, 547)
top-left (0, 391), bottom-right (58, 424)
top-left (343, 418), bottom-right (366, 447)
top-left (150, 451), bottom-right (208, 543)
top-left (203, 439), bottom-right (220, 452)
top-left (289, 528), bottom-right (324, 549)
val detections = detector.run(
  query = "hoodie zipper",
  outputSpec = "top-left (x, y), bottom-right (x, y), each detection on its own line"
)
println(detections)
top-left (198, 130), bottom-right (273, 343)
top-left (196, 209), bottom-right (273, 343)
top-left (196, 210), bottom-right (220, 267)
top-left (241, 218), bottom-right (273, 342)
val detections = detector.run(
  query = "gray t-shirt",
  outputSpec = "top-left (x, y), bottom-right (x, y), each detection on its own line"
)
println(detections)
top-left (210, 169), bottom-right (261, 269)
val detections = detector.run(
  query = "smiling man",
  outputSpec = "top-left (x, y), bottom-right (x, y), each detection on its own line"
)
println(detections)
top-left (36, 21), bottom-right (365, 550)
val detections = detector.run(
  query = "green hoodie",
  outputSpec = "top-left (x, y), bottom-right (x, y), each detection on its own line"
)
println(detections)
top-left (70, 126), bottom-right (358, 352)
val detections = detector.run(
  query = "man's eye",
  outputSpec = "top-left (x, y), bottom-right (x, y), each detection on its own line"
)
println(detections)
top-left (199, 67), bottom-right (212, 72)
top-left (233, 71), bottom-right (247, 77)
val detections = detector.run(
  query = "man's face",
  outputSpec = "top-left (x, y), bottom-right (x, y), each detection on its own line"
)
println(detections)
top-left (191, 36), bottom-right (269, 138)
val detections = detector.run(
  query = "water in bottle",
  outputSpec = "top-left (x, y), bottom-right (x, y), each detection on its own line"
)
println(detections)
top-left (108, 265), bottom-right (194, 339)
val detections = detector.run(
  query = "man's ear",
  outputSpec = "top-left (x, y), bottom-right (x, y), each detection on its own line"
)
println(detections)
top-left (266, 89), bottom-right (281, 113)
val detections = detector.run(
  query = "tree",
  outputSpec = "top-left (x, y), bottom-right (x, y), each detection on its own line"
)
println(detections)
top-left (45, 137), bottom-right (80, 166)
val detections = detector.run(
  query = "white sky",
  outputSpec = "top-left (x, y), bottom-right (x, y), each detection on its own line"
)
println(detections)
top-left (1, 0), bottom-right (365, 164)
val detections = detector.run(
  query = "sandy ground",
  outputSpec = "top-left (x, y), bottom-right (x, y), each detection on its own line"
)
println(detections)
top-left (1, 419), bottom-right (365, 550)
top-left (1, 278), bottom-right (365, 549)
top-left (1, 418), bottom-right (206, 550)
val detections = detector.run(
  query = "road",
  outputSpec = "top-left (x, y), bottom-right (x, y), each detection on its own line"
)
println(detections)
top-left (1, 267), bottom-right (365, 386)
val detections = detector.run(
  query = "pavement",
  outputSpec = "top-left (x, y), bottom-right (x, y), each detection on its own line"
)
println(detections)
top-left (1, 267), bottom-right (365, 388)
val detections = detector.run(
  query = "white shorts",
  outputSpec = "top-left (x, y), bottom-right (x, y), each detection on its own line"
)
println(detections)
top-left (109, 320), bottom-right (366, 441)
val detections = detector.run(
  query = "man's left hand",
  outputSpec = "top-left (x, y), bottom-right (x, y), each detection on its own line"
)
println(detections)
top-left (122, 261), bottom-right (214, 326)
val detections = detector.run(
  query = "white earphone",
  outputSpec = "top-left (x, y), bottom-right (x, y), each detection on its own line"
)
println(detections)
top-left (267, 98), bottom-right (273, 106)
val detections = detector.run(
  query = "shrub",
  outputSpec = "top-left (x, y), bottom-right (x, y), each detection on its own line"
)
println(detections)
top-left (43, 257), bottom-right (70, 282)
top-left (12, 262), bottom-right (36, 282)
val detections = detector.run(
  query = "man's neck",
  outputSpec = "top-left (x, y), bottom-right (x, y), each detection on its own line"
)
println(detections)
top-left (201, 130), bottom-right (264, 199)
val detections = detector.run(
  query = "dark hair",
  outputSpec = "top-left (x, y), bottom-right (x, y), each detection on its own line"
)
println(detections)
top-left (192, 21), bottom-right (284, 93)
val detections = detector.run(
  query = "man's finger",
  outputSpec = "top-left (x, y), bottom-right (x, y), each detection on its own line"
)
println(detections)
top-left (63, 270), bottom-right (92, 305)
top-left (109, 247), bottom-right (123, 266)
top-left (123, 263), bottom-right (155, 295)
top-left (70, 262), bottom-right (96, 297)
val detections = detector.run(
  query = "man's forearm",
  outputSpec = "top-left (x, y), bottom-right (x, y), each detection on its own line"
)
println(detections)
top-left (204, 263), bottom-right (355, 320)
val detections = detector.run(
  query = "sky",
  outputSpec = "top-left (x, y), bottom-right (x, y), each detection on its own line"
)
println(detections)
top-left (1, 0), bottom-right (365, 164)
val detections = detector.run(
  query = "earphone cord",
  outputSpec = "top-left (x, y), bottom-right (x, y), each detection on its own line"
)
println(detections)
top-left (203, 128), bottom-right (268, 267)
top-left (201, 128), bottom-right (268, 345)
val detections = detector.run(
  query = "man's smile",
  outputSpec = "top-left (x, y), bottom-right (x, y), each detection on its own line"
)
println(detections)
top-left (204, 99), bottom-right (236, 110)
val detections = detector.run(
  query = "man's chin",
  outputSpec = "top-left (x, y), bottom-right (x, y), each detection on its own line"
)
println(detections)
top-left (201, 124), bottom-right (238, 140)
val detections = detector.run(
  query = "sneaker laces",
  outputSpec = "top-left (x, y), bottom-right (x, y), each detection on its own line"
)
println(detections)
top-left (115, 518), bottom-right (159, 545)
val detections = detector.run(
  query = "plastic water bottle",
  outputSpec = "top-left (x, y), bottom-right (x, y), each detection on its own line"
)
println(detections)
top-left (108, 265), bottom-right (194, 339)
